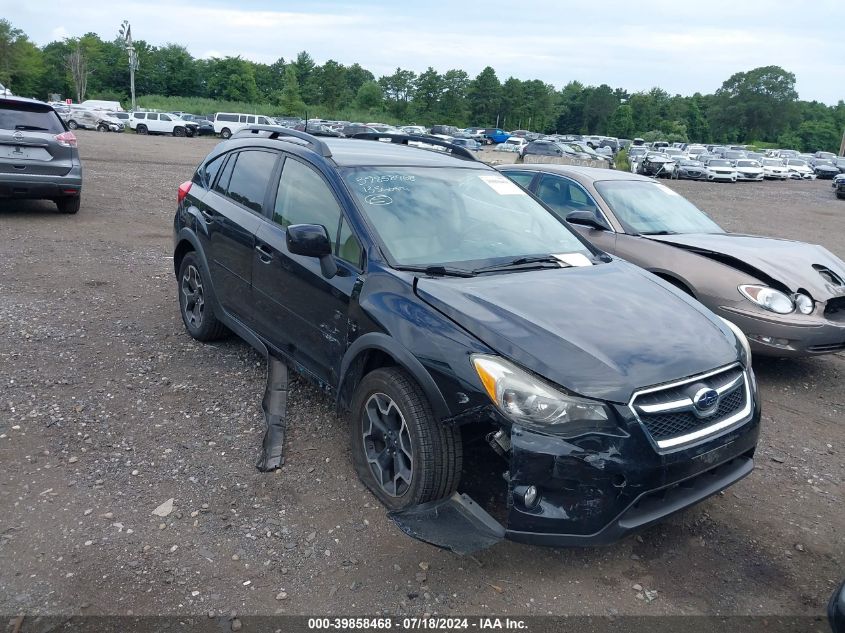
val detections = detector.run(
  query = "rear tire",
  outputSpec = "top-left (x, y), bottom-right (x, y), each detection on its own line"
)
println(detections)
top-left (55, 196), bottom-right (81, 214)
top-left (173, 126), bottom-right (186, 137)
top-left (177, 252), bottom-right (229, 342)
top-left (350, 367), bottom-right (462, 511)
top-left (136, 124), bottom-right (148, 135)
top-left (220, 127), bottom-right (232, 139)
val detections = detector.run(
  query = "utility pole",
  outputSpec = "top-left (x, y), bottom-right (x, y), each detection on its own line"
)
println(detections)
top-left (839, 128), bottom-right (845, 157)
top-left (120, 21), bottom-right (137, 111)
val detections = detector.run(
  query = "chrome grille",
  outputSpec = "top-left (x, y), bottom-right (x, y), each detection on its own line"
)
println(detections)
top-left (629, 365), bottom-right (752, 450)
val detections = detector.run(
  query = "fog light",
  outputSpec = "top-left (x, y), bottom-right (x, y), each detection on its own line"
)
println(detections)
top-left (795, 293), bottom-right (814, 315)
top-left (749, 334), bottom-right (790, 347)
top-left (523, 485), bottom-right (538, 508)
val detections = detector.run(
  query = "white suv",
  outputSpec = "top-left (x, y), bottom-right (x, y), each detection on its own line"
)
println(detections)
top-left (130, 112), bottom-right (197, 137)
top-left (213, 112), bottom-right (277, 138)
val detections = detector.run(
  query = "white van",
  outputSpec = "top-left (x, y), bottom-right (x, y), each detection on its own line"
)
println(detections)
top-left (213, 112), bottom-right (277, 138)
top-left (79, 99), bottom-right (123, 112)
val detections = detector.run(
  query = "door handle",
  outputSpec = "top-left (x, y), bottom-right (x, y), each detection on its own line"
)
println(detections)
top-left (200, 208), bottom-right (216, 222)
top-left (255, 243), bottom-right (274, 263)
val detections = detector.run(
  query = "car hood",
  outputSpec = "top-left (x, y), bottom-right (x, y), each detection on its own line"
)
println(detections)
top-left (646, 233), bottom-right (845, 299)
top-left (414, 260), bottom-right (739, 403)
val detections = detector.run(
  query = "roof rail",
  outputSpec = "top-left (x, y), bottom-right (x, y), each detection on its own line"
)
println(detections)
top-left (233, 124), bottom-right (332, 158)
top-left (348, 133), bottom-right (477, 162)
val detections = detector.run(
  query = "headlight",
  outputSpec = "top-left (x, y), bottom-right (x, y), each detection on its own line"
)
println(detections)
top-left (738, 284), bottom-right (794, 314)
top-left (719, 317), bottom-right (752, 367)
top-left (471, 355), bottom-right (609, 432)
top-left (795, 293), bottom-right (814, 315)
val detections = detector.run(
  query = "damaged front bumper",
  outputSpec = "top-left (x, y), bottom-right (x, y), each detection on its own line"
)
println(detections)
top-left (392, 400), bottom-right (760, 552)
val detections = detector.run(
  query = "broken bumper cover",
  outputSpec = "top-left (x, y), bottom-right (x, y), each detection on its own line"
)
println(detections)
top-left (503, 402), bottom-right (760, 547)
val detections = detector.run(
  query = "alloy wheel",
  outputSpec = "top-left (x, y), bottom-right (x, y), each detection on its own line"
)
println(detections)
top-left (181, 264), bottom-right (205, 329)
top-left (362, 393), bottom-right (414, 497)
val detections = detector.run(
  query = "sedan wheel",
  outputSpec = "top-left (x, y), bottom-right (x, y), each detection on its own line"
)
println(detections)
top-left (362, 393), bottom-right (414, 497)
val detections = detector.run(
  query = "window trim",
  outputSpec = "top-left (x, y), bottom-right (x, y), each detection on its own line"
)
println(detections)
top-left (270, 154), bottom-right (365, 271)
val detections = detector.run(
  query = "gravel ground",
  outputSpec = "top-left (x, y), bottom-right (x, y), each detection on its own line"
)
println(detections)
top-left (1, 132), bottom-right (843, 620)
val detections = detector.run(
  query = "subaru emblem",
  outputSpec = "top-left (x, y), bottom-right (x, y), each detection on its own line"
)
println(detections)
top-left (13, 130), bottom-right (24, 141)
top-left (693, 388), bottom-right (720, 414)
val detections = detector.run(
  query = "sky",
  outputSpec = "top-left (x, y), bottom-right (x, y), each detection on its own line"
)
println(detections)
top-left (4, 0), bottom-right (844, 104)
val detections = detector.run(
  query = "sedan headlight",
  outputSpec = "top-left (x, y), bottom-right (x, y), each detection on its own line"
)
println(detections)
top-left (471, 355), bottom-right (610, 432)
top-left (795, 293), bottom-right (814, 315)
top-left (719, 317), bottom-right (752, 367)
top-left (738, 284), bottom-right (794, 314)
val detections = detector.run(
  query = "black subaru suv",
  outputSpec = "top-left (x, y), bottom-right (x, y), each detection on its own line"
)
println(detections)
top-left (173, 127), bottom-right (760, 549)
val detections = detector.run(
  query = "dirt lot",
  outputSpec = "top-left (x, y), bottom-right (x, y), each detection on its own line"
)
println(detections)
top-left (1, 132), bottom-right (843, 621)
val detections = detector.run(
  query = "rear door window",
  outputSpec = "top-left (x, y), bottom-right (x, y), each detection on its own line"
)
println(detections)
top-left (225, 150), bottom-right (278, 213)
top-left (0, 104), bottom-right (65, 133)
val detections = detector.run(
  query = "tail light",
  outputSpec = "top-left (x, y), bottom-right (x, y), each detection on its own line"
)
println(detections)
top-left (55, 131), bottom-right (77, 148)
top-left (177, 181), bottom-right (192, 205)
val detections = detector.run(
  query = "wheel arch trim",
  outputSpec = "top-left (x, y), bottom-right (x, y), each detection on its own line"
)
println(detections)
top-left (338, 333), bottom-right (451, 421)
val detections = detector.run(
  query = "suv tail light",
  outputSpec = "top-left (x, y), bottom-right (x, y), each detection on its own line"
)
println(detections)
top-left (55, 131), bottom-right (77, 148)
top-left (177, 181), bottom-right (192, 205)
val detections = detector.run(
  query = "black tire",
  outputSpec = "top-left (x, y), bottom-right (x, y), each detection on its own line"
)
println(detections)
top-left (837, 192), bottom-right (845, 200)
top-left (55, 196), bottom-right (81, 214)
top-left (97, 123), bottom-right (108, 132)
top-left (185, 127), bottom-right (195, 138)
top-left (350, 367), bottom-right (462, 511)
top-left (136, 124), bottom-right (148, 135)
top-left (67, 120), bottom-right (78, 130)
top-left (177, 252), bottom-right (229, 342)
top-left (173, 126), bottom-right (186, 137)
top-left (220, 127), bottom-right (232, 139)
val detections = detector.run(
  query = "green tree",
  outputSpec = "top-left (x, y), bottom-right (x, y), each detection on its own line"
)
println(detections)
top-left (796, 120), bottom-right (840, 152)
top-left (206, 56), bottom-right (258, 102)
top-left (467, 66), bottom-right (501, 126)
top-left (412, 67), bottom-right (443, 123)
top-left (0, 19), bottom-right (44, 96)
top-left (607, 104), bottom-right (634, 138)
top-left (438, 69), bottom-right (469, 124)
top-left (710, 66), bottom-right (798, 142)
top-left (355, 80), bottom-right (383, 110)
top-left (292, 51), bottom-right (317, 104)
top-left (378, 68), bottom-right (416, 118)
top-left (276, 65), bottom-right (305, 115)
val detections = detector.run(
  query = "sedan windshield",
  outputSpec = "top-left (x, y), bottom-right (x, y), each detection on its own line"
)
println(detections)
top-left (342, 167), bottom-right (591, 267)
top-left (708, 159), bottom-right (731, 167)
top-left (594, 180), bottom-right (724, 235)
top-left (736, 160), bottom-right (760, 167)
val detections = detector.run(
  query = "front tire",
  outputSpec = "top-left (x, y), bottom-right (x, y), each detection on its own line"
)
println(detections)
top-left (173, 126), bottom-right (186, 137)
top-left (177, 252), bottom-right (229, 342)
top-left (97, 123), bottom-right (108, 132)
top-left (350, 367), bottom-right (462, 511)
top-left (220, 127), bottom-right (232, 139)
top-left (67, 120), bottom-right (78, 130)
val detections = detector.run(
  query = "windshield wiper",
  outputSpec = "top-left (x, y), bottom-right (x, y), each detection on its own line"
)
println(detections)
top-left (640, 230), bottom-right (678, 235)
top-left (472, 255), bottom-right (569, 274)
top-left (395, 265), bottom-right (476, 278)
top-left (14, 125), bottom-right (50, 131)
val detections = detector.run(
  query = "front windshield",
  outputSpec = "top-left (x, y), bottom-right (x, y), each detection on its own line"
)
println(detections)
top-left (787, 159), bottom-right (807, 166)
top-left (737, 160), bottom-right (759, 167)
top-left (342, 167), bottom-right (591, 267)
top-left (762, 159), bottom-right (781, 166)
top-left (594, 180), bottom-right (724, 235)
top-left (708, 159), bottom-right (730, 167)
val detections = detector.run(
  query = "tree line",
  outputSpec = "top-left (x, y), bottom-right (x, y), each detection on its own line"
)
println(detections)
top-left (1, 19), bottom-right (843, 151)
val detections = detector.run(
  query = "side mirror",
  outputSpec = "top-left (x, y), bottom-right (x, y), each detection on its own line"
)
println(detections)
top-left (286, 224), bottom-right (337, 278)
top-left (566, 210), bottom-right (609, 231)
top-left (830, 580), bottom-right (845, 633)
